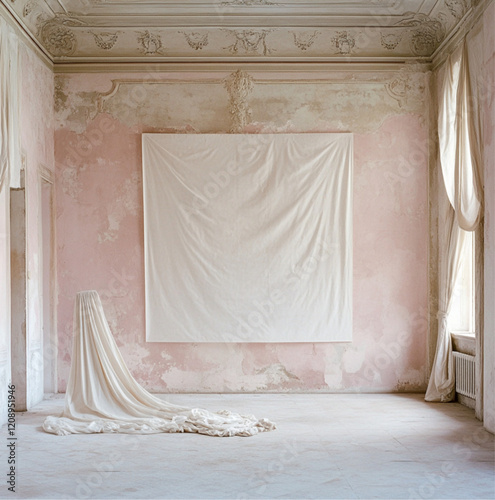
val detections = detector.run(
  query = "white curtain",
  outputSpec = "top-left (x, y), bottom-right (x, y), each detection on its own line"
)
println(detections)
top-left (438, 40), bottom-right (483, 230)
top-left (43, 291), bottom-right (276, 436)
top-left (425, 205), bottom-right (468, 401)
top-left (0, 17), bottom-right (21, 192)
top-left (426, 39), bottom-right (483, 402)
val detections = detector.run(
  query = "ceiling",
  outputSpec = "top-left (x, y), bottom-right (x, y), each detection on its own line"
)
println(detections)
top-left (2, 0), bottom-right (480, 64)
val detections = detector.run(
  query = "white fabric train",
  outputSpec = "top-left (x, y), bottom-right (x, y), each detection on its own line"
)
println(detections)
top-left (43, 291), bottom-right (276, 437)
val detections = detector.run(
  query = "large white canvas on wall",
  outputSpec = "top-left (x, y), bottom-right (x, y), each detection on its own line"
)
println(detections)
top-left (142, 133), bottom-right (352, 343)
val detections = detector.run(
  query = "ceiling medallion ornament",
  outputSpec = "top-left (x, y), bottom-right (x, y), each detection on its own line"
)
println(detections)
top-left (223, 69), bottom-right (254, 133)
top-left (381, 33), bottom-right (402, 50)
top-left (224, 29), bottom-right (273, 55)
top-left (137, 31), bottom-right (164, 55)
top-left (445, 0), bottom-right (468, 19)
top-left (291, 30), bottom-right (319, 51)
top-left (39, 16), bottom-right (85, 57)
top-left (92, 32), bottom-right (119, 50)
top-left (331, 31), bottom-right (356, 55)
top-left (180, 31), bottom-right (209, 51)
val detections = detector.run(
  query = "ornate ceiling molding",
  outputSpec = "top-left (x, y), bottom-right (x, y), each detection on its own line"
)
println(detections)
top-left (1, 0), bottom-right (488, 66)
top-left (38, 15), bottom-right (86, 57)
top-left (52, 61), bottom-right (429, 74)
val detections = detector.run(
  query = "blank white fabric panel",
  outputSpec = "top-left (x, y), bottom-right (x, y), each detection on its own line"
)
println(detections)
top-left (142, 133), bottom-right (353, 343)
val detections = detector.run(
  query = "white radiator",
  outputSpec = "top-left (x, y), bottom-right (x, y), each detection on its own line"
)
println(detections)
top-left (453, 352), bottom-right (476, 400)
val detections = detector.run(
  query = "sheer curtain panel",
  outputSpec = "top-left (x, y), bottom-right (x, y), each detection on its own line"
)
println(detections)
top-left (426, 39), bottom-right (483, 402)
top-left (0, 17), bottom-right (20, 192)
top-left (438, 40), bottom-right (483, 231)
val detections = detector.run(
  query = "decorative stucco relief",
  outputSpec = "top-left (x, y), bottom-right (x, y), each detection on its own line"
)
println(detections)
top-left (223, 69), bottom-right (254, 133)
top-left (395, 12), bottom-right (446, 56)
top-left (445, 0), bottom-right (468, 19)
top-left (180, 31), bottom-right (209, 51)
top-left (92, 31), bottom-right (119, 50)
top-left (2, 0), bottom-right (479, 61)
top-left (331, 31), bottom-right (356, 55)
top-left (385, 64), bottom-right (427, 108)
top-left (224, 29), bottom-right (273, 55)
top-left (38, 15), bottom-right (85, 57)
top-left (291, 31), bottom-right (319, 51)
top-left (381, 33), bottom-right (402, 51)
top-left (137, 31), bottom-right (164, 55)
top-left (23, 1), bottom-right (36, 17)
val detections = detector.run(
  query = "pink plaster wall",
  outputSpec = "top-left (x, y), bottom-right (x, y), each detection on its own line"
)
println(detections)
top-left (54, 71), bottom-right (428, 393)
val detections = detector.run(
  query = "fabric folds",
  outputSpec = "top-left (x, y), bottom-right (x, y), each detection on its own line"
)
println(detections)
top-left (43, 291), bottom-right (275, 436)
top-left (438, 40), bottom-right (483, 231)
top-left (425, 206), bottom-right (468, 402)
top-left (426, 38), bottom-right (483, 403)
top-left (0, 17), bottom-right (21, 192)
top-left (142, 133), bottom-right (353, 343)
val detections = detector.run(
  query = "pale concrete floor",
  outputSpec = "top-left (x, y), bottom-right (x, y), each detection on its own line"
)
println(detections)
top-left (4, 393), bottom-right (494, 500)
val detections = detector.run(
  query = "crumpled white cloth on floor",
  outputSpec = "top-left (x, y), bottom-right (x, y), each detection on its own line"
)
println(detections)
top-left (43, 291), bottom-right (275, 437)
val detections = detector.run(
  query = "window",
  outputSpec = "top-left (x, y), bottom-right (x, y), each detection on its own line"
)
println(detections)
top-left (450, 230), bottom-right (475, 334)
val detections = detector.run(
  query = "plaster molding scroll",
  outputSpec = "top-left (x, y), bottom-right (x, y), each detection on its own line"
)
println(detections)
top-left (95, 77), bottom-right (222, 114)
top-left (224, 29), bottom-right (274, 56)
top-left (137, 31), bottom-right (164, 55)
top-left (92, 31), bottom-right (119, 50)
top-left (445, 0), bottom-right (468, 19)
top-left (381, 33), bottom-right (402, 51)
top-left (223, 69), bottom-right (254, 133)
top-left (291, 30), bottom-right (319, 51)
top-left (96, 79), bottom-right (122, 113)
top-left (331, 31), bottom-right (356, 55)
top-left (38, 15), bottom-right (86, 57)
top-left (180, 31), bottom-right (209, 51)
top-left (385, 64), bottom-right (427, 108)
top-left (395, 12), bottom-right (446, 56)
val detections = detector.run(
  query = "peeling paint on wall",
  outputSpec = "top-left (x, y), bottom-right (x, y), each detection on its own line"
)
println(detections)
top-left (55, 69), bottom-right (429, 393)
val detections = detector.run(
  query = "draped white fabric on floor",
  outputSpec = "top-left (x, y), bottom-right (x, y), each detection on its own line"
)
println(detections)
top-left (43, 291), bottom-right (275, 436)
